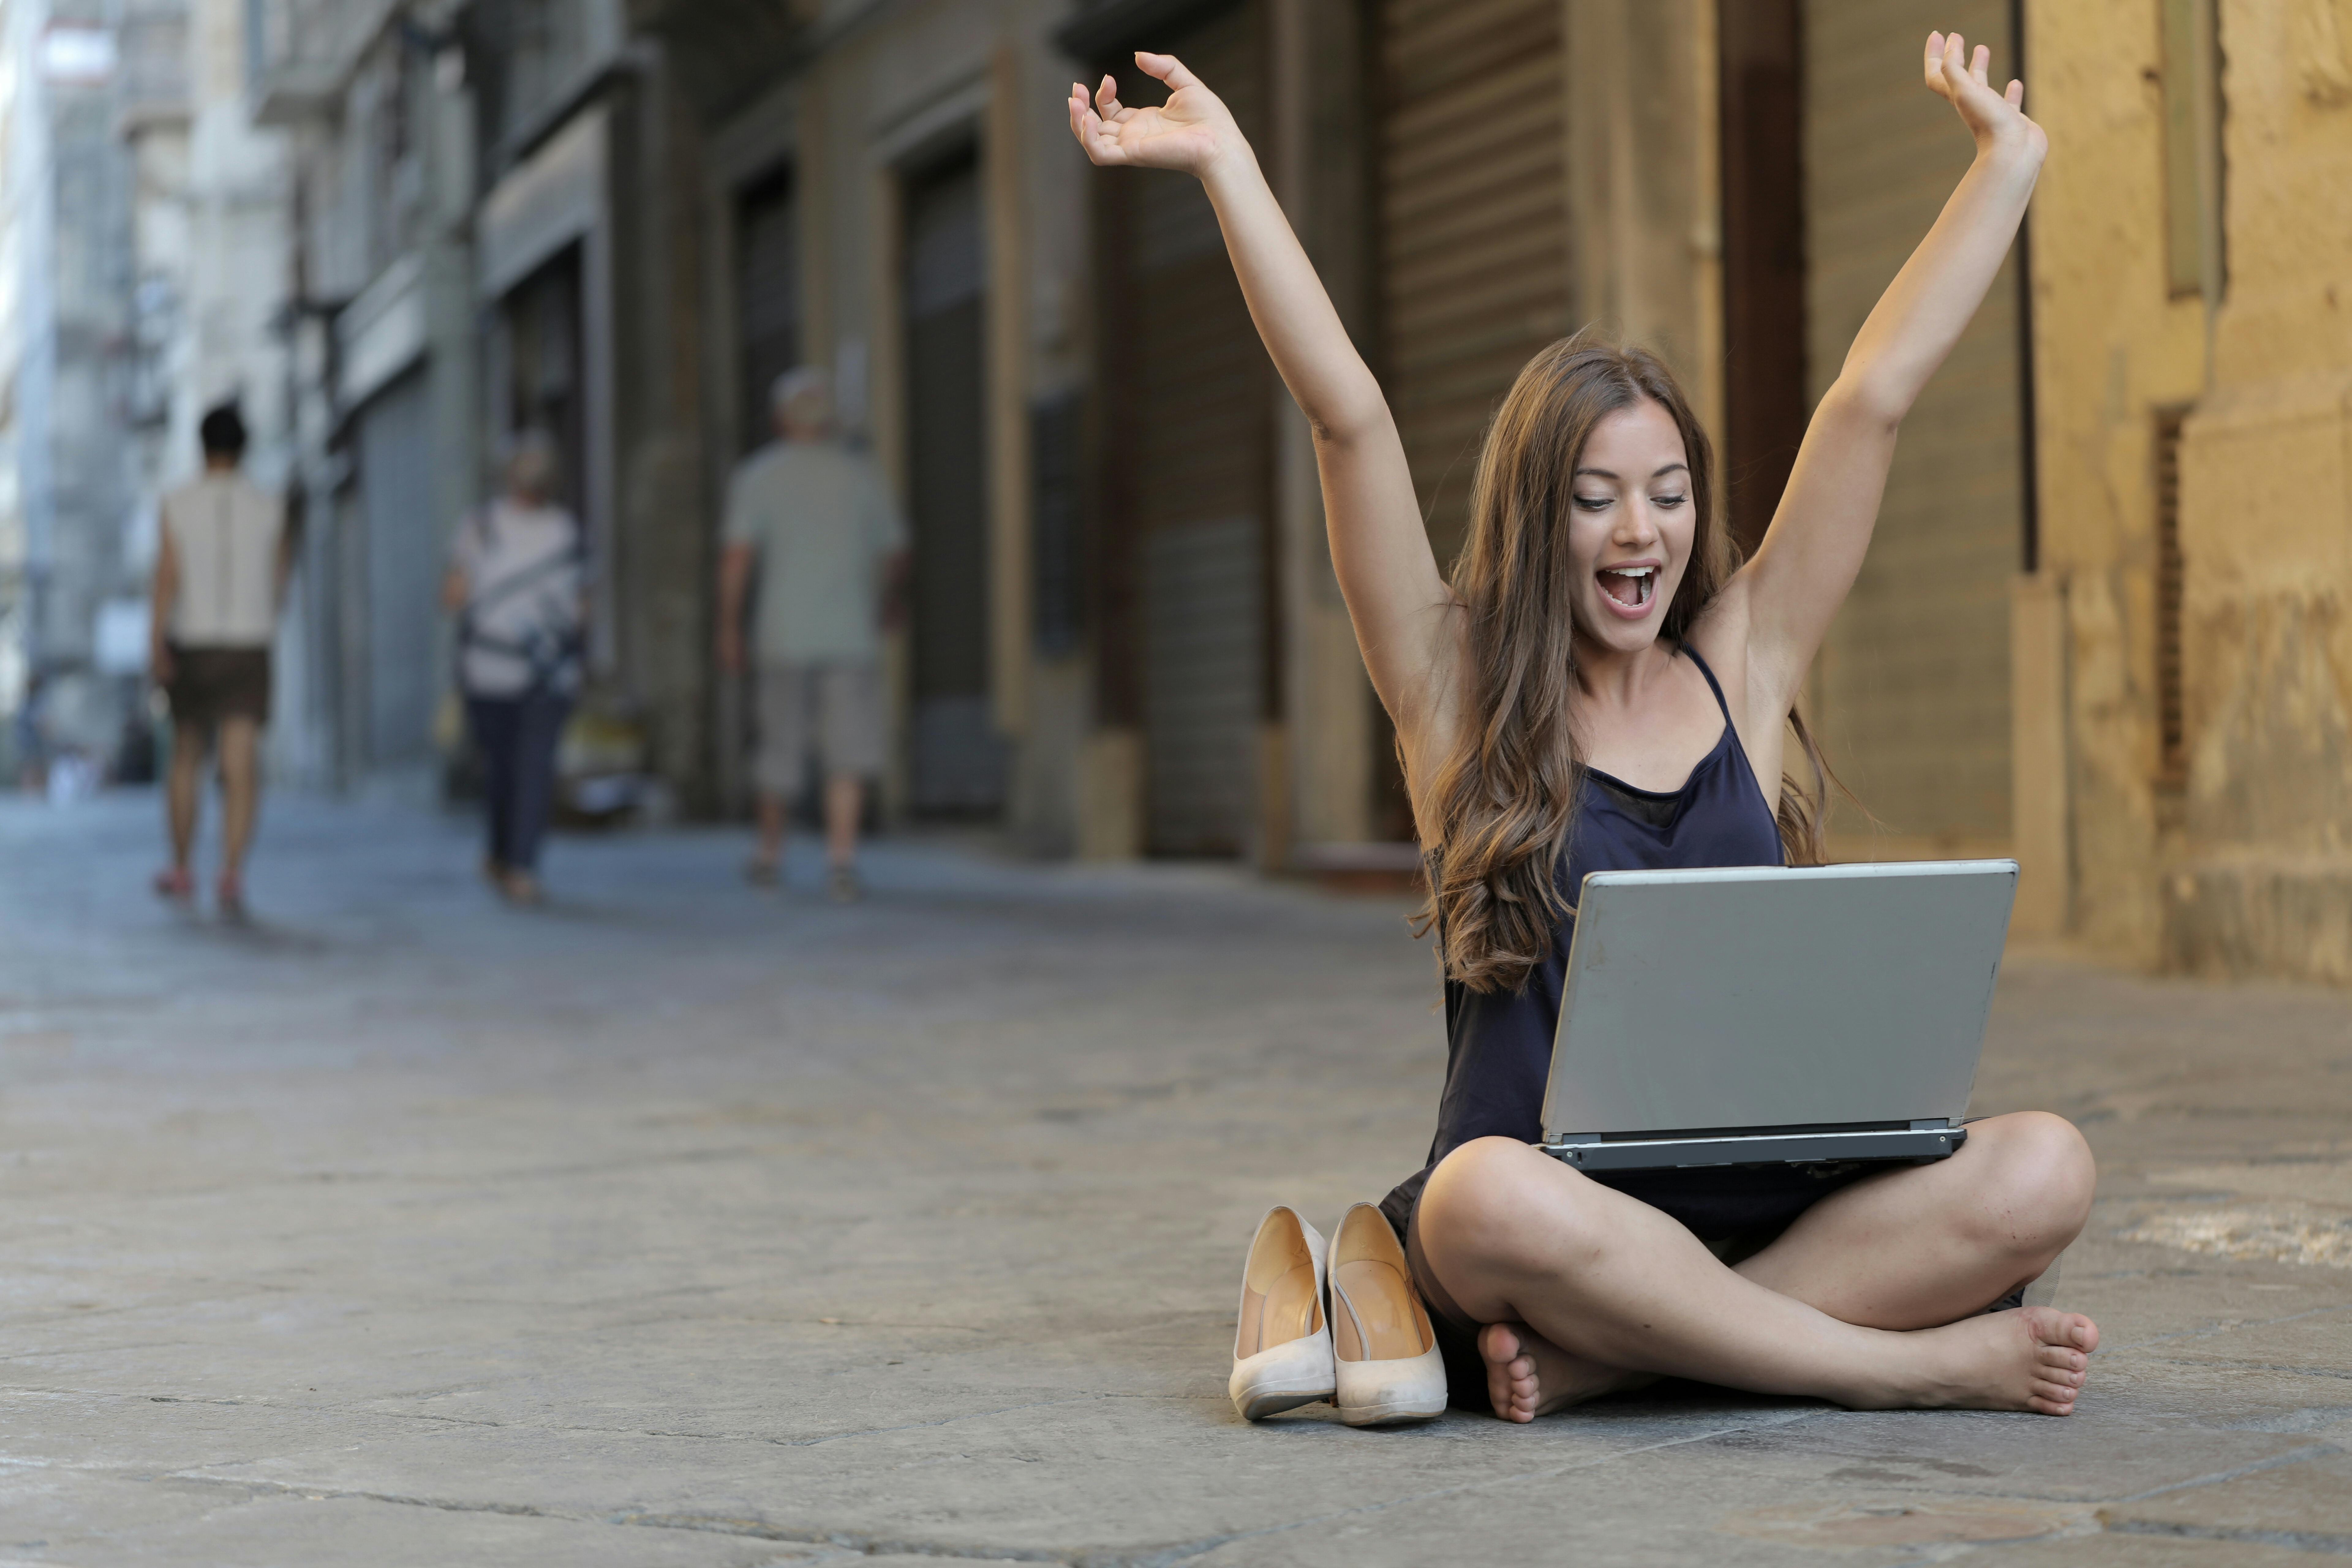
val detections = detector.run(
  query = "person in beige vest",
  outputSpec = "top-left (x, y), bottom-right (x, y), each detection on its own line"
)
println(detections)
top-left (149, 403), bottom-right (292, 918)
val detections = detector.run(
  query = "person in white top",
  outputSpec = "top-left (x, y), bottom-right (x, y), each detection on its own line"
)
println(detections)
top-left (148, 403), bottom-right (292, 918)
top-left (718, 368), bottom-right (907, 901)
top-left (442, 430), bottom-right (587, 906)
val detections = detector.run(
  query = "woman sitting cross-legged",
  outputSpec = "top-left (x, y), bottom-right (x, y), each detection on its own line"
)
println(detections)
top-left (1071, 31), bottom-right (2098, 1421)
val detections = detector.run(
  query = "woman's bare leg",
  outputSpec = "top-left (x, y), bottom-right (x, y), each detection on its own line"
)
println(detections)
top-left (1417, 1130), bottom-right (2099, 1423)
top-left (1736, 1111), bottom-right (2096, 1327)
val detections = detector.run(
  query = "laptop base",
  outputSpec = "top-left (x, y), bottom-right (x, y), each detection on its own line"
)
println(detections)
top-left (1540, 1124), bottom-right (1966, 1173)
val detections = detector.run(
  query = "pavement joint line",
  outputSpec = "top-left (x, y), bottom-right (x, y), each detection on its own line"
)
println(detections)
top-left (1070, 1408), bottom-right (1844, 1566)
top-left (2143, 1356), bottom-right (2352, 1381)
top-left (609, 1514), bottom-right (1079, 1562)
top-left (132, 1408), bottom-right (1840, 1566)
top-left (124, 1391), bottom-right (1118, 1448)
top-left (780, 1394), bottom-right (1107, 1447)
top-left (161, 1472), bottom-right (562, 1521)
top-left (2104, 1518), bottom-right (2352, 1555)
top-left (2094, 1300), bottom-right (2352, 1356)
top-left (2103, 1440), bottom-right (2341, 1504)
top-left (0, 1341), bottom-right (202, 1365)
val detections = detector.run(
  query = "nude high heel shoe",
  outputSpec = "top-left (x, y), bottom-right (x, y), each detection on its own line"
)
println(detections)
top-left (1228, 1205), bottom-right (1336, 1421)
top-left (1327, 1203), bottom-right (1447, 1426)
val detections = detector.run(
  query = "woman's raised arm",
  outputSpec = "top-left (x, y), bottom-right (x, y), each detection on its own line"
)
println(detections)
top-left (1723, 32), bottom-right (2047, 724)
top-left (1071, 53), bottom-right (1454, 724)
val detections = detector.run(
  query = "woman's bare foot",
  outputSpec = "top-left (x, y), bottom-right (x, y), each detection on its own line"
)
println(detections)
top-left (1481, 1306), bottom-right (2097, 1422)
top-left (1478, 1321), bottom-right (1653, 1422)
top-left (1875, 1306), bottom-right (2100, 1415)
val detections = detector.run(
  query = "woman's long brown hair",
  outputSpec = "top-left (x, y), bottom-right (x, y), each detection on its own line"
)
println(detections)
top-left (1416, 330), bottom-right (1836, 994)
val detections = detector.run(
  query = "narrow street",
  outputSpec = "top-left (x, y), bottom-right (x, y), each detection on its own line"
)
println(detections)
top-left (2, 794), bottom-right (2350, 1565)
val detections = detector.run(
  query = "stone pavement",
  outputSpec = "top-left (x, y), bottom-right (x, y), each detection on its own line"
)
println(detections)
top-left (2, 792), bottom-right (2350, 1566)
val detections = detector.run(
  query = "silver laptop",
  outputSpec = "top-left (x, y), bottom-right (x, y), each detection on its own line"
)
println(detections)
top-left (1538, 860), bottom-right (2017, 1172)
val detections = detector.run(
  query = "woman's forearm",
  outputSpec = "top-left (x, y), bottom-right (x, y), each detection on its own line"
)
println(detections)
top-left (1835, 138), bottom-right (2041, 425)
top-left (1070, 54), bottom-right (1450, 704)
top-left (1198, 144), bottom-right (1389, 443)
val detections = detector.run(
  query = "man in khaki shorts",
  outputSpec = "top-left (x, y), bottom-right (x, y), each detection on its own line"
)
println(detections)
top-left (717, 368), bottom-right (906, 901)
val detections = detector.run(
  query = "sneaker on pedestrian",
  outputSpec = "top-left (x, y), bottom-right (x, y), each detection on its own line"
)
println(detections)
top-left (827, 865), bottom-right (861, 904)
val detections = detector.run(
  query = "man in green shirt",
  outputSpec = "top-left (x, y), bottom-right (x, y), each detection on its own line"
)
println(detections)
top-left (718, 369), bottom-right (908, 900)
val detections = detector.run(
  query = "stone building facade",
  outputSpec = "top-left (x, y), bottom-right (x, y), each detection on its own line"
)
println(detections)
top-left (2022, 0), bottom-right (2352, 982)
top-left (120, 0), bottom-right (302, 778)
top-left (13, 0), bottom-right (2331, 984)
top-left (646, 0), bottom-right (1727, 863)
top-left (0, 0), bottom-right (140, 777)
top-left (247, 0), bottom-right (482, 796)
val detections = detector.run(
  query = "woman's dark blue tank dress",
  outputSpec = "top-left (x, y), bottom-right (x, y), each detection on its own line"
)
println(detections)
top-left (1381, 644), bottom-right (1861, 1244)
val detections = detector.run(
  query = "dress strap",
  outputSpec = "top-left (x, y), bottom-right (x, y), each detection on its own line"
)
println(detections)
top-left (1679, 641), bottom-right (1735, 726)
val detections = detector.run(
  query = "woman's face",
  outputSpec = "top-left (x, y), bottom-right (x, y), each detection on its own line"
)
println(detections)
top-left (1564, 398), bottom-right (1695, 655)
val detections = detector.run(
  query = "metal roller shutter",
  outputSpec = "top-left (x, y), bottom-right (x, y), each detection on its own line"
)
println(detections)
top-left (1099, 3), bottom-right (1274, 857)
top-left (737, 169), bottom-right (799, 458)
top-left (904, 151), bottom-right (1007, 816)
top-left (358, 367), bottom-right (437, 772)
top-left (1377, 0), bottom-right (1569, 565)
top-left (1804, 0), bottom-right (2021, 851)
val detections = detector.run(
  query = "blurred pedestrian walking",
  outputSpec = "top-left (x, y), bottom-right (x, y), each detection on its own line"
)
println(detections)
top-left (149, 402), bottom-right (292, 920)
top-left (444, 431), bottom-right (586, 907)
top-left (718, 369), bottom-right (907, 901)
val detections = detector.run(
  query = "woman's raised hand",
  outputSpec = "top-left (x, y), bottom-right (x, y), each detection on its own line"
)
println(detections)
top-left (1923, 31), bottom-right (2045, 160)
top-left (1069, 52), bottom-right (1239, 178)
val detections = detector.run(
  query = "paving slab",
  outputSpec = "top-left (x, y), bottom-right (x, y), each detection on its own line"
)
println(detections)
top-left (2, 793), bottom-right (2350, 1564)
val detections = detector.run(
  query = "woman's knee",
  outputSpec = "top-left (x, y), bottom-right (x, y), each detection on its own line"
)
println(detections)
top-left (1969, 1111), bottom-right (2097, 1254)
top-left (1418, 1137), bottom-right (1597, 1275)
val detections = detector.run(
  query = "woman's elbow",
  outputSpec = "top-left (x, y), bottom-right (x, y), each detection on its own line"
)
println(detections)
top-left (1308, 399), bottom-right (1389, 452)
top-left (1820, 374), bottom-right (1909, 436)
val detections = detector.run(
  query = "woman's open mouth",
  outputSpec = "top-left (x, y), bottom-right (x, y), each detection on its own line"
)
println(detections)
top-left (1596, 564), bottom-right (1659, 618)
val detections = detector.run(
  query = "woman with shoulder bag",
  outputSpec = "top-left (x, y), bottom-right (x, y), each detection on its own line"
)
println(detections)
top-left (442, 430), bottom-right (586, 906)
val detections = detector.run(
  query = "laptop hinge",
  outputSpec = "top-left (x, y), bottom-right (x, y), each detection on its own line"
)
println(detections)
top-left (1542, 1125), bottom-right (1966, 1171)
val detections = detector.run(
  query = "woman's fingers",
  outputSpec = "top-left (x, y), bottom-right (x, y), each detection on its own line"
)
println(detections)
top-left (1067, 85), bottom-right (1125, 166)
top-left (1921, 27), bottom-right (2034, 130)
top-left (1134, 49), bottom-right (1199, 93)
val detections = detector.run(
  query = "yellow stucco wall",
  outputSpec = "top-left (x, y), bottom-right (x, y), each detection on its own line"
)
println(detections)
top-left (2026, 0), bottom-right (2352, 979)
top-left (2169, 0), bottom-right (2352, 979)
